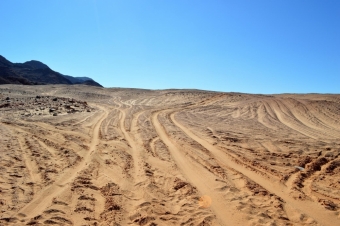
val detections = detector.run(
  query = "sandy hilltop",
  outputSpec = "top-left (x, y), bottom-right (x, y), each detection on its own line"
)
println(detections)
top-left (0, 84), bottom-right (339, 226)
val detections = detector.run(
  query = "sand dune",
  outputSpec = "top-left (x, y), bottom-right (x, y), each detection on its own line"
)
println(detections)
top-left (0, 85), bottom-right (339, 225)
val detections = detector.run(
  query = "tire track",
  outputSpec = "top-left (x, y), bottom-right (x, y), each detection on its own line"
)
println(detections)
top-left (15, 135), bottom-right (41, 189)
top-left (115, 101), bottom-right (146, 183)
top-left (16, 106), bottom-right (109, 219)
top-left (266, 99), bottom-right (336, 140)
top-left (170, 111), bottom-right (340, 226)
top-left (151, 109), bottom-right (248, 226)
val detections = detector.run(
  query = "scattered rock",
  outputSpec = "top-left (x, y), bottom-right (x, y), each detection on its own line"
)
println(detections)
top-left (320, 199), bottom-right (338, 210)
top-left (306, 157), bottom-right (328, 172)
top-left (325, 160), bottom-right (340, 174)
top-left (0, 95), bottom-right (94, 118)
top-left (325, 152), bottom-right (334, 158)
top-left (297, 156), bottom-right (313, 167)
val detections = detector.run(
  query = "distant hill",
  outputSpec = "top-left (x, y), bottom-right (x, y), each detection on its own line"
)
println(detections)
top-left (62, 75), bottom-right (98, 85)
top-left (21, 60), bottom-right (50, 70)
top-left (0, 55), bottom-right (102, 87)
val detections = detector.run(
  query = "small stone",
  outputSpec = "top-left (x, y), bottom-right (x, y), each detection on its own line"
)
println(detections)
top-left (321, 199), bottom-right (337, 211)
top-left (325, 152), bottom-right (334, 158)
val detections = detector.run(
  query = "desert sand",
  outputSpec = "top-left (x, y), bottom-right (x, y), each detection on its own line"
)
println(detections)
top-left (0, 84), bottom-right (339, 226)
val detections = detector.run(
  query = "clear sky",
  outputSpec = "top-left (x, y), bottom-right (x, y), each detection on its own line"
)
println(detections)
top-left (1, 1), bottom-right (339, 93)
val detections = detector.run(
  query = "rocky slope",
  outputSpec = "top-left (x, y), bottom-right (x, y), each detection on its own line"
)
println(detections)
top-left (0, 55), bottom-right (102, 87)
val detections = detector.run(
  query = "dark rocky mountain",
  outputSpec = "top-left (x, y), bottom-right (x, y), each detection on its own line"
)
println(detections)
top-left (0, 55), bottom-right (102, 87)
top-left (81, 79), bottom-right (103, 87)
top-left (62, 75), bottom-right (97, 85)
top-left (0, 55), bottom-right (13, 67)
top-left (21, 60), bottom-right (50, 69)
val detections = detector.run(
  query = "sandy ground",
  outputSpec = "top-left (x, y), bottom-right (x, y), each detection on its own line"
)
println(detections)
top-left (0, 84), bottom-right (339, 226)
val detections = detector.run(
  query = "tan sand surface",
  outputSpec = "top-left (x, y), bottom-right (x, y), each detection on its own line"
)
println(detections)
top-left (0, 85), bottom-right (339, 225)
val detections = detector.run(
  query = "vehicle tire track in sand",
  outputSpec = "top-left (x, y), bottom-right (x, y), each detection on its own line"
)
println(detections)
top-left (116, 102), bottom-right (146, 183)
top-left (15, 135), bottom-right (41, 189)
top-left (170, 111), bottom-right (340, 226)
top-left (302, 161), bottom-right (340, 203)
top-left (16, 106), bottom-right (109, 219)
top-left (73, 111), bottom-right (96, 126)
top-left (266, 99), bottom-right (336, 140)
top-left (151, 110), bottom-right (247, 226)
top-left (149, 136), bottom-right (159, 157)
top-left (34, 138), bottom-right (57, 158)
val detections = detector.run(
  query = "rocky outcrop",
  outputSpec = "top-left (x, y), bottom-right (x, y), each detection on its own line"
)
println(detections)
top-left (0, 55), bottom-right (102, 87)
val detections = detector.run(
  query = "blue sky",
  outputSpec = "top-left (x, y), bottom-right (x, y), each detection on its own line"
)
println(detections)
top-left (1, 1), bottom-right (339, 93)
